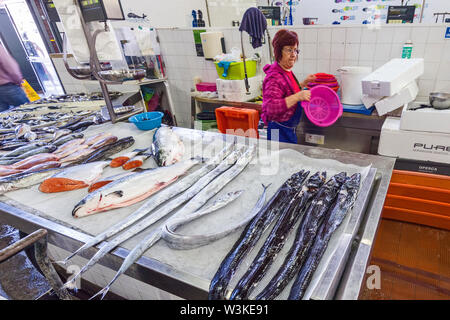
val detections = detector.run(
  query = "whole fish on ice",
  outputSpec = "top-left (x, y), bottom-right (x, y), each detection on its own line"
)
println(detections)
top-left (152, 127), bottom-right (184, 167)
top-left (72, 158), bottom-right (200, 218)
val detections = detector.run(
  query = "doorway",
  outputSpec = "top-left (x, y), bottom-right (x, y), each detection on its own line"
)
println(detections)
top-left (0, 0), bottom-right (64, 97)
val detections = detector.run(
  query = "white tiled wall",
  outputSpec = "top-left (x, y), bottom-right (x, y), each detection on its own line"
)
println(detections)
top-left (156, 24), bottom-right (450, 128)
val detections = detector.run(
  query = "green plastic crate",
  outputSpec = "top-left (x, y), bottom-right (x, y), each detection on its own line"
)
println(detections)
top-left (214, 60), bottom-right (257, 80)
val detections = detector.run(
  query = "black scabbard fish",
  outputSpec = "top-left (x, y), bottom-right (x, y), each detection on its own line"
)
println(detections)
top-left (208, 170), bottom-right (308, 300)
top-left (255, 172), bottom-right (347, 300)
top-left (229, 171), bottom-right (326, 300)
top-left (288, 173), bottom-right (361, 300)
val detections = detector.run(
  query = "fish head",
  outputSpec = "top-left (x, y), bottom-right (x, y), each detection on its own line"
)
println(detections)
top-left (72, 188), bottom-right (124, 218)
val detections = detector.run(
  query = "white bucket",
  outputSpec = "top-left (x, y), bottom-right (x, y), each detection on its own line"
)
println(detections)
top-left (337, 66), bottom-right (372, 105)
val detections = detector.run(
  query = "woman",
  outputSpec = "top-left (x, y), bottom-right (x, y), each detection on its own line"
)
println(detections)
top-left (261, 29), bottom-right (315, 144)
top-left (0, 44), bottom-right (29, 112)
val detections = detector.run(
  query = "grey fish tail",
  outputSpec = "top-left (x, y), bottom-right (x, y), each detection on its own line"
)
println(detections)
top-left (262, 183), bottom-right (272, 191)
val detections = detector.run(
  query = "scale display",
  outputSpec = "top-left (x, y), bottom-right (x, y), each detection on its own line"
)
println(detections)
top-left (44, 0), bottom-right (60, 22)
top-left (78, 0), bottom-right (125, 22)
top-left (386, 6), bottom-right (416, 24)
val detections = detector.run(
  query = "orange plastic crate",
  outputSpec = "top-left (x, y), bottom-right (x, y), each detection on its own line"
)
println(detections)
top-left (215, 107), bottom-right (259, 139)
top-left (383, 206), bottom-right (450, 231)
top-left (384, 195), bottom-right (450, 217)
top-left (387, 182), bottom-right (450, 204)
top-left (382, 169), bottom-right (450, 230)
top-left (390, 170), bottom-right (450, 189)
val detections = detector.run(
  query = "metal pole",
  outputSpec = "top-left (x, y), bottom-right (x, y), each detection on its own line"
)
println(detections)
top-left (240, 32), bottom-right (250, 94)
top-left (419, 0), bottom-right (426, 23)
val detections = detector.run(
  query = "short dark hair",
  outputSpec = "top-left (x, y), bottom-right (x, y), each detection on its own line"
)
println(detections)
top-left (272, 29), bottom-right (299, 62)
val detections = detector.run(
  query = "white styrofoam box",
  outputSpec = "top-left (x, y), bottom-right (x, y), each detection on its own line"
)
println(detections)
top-left (400, 102), bottom-right (450, 135)
top-left (374, 81), bottom-right (419, 116)
top-left (362, 58), bottom-right (424, 97)
top-left (216, 76), bottom-right (262, 93)
top-left (362, 94), bottom-right (384, 109)
top-left (218, 90), bottom-right (260, 102)
top-left (378, 117), bottom-right (450, 164)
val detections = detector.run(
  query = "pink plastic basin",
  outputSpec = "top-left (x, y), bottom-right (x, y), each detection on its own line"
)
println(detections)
top-left (301, 85), bottom-right (343, 127)
top-left (196, 82), bottom-right (217, 92)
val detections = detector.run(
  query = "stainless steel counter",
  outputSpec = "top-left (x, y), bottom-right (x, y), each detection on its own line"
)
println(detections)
top-left (0, 127), bottom-right (395, 300)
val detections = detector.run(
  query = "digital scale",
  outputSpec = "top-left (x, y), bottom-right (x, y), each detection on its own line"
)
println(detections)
top-left (386, 6), bottom-right (416, 24)
top-left (78, 0), bottom-right (125, 22)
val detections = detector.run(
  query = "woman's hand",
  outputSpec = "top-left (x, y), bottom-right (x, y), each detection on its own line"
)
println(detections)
top-left (303, 74), bottom-right (316, 85)
top-left (296, 90), bottom-right (311, 102)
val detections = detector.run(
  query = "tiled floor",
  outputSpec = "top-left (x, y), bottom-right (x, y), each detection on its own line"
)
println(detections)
top-left (359, 219), bottom-right (450, 300)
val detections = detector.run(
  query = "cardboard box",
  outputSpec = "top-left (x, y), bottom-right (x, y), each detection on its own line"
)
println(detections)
top-left (400, 102), bottom-right (450, 135)
top-left (378, 117), bottom-right (450, 164)
top-left (374, 81), bottom-right (418, 116)
top-left (362, 58), bottom-right (424, 97)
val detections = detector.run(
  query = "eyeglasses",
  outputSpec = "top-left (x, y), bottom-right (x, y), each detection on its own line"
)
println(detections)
top-left (283, 48), bottom-right (300, 55)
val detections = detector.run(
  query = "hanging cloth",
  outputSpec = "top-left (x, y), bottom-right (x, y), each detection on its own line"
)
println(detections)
top-left (239, 7), bottom-right (267, 49)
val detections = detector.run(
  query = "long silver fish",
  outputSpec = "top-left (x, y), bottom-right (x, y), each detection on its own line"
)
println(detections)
top-left (162, 184), bottom-right (270, 250)
top-left (16, 145), bottom-right (58, 160)
top-left (0, 142), bottom-right (47, 159)
top-left (0, 167), bottom-right (63, 194)
top-left (59, 143), bottom-right (236, 265)
top-left (72, 158), bottom-right (201, 218)
top-left (52, 129), bottom-right (72, 142)
top-left (152, 127), bottom-right (184, 167)
top-left (87, 146), bottom-right (256, 300)
top-left (53, 133), bottom-right (84, 147)
top-left (62, 145), bottom-right (246, 293)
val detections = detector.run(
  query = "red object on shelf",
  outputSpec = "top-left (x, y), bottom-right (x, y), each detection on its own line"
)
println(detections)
top-left (196, 82), bottom-right (217, 92)
top-left (215, 107), bottom-right (259, 139)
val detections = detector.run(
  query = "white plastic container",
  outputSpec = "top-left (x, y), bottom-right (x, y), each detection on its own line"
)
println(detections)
top-left (200, 32), bottom-right (225, 60)
top-left (374, 81), bottom-right (419, 116)
top-left (378, 117), bottom-right (450, 164)
top-left (361, 58), bottom-right (424, 97)
top-left (337, 66), bottom-right (372, 105)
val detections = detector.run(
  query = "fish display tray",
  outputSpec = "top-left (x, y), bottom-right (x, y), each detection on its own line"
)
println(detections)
top-left (0, 123), bottom-right (379, 300)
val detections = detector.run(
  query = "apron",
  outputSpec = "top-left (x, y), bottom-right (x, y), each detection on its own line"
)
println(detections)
top-left (267, 102), bottom-right (303, 144)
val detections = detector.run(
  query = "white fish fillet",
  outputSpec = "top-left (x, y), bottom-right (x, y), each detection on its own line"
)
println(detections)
top-left (72, 159), bottom-right (200, 218)
top-left (49, 161), bottom-right (109, 185)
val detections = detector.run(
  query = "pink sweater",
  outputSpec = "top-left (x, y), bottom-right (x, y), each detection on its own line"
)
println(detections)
top-left (261, 62), bottom-right (300, 125)
top-left (0, 45), bottom-right (23, 86)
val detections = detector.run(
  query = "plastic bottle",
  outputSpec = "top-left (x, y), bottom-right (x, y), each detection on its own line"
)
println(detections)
top-left (402, 40), bottom-right (413, 59)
